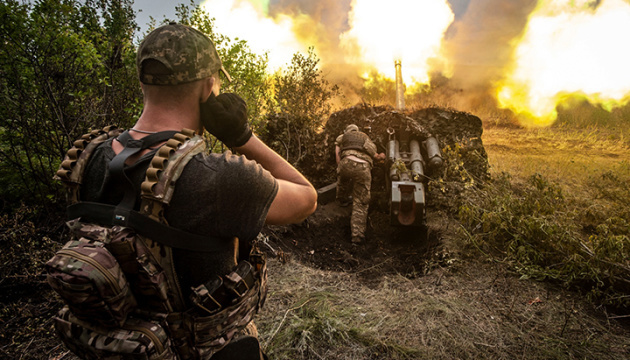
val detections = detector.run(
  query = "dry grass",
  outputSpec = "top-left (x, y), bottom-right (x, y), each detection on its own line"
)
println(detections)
top-left (257, 258), bottom-right (630, 359)
top-left (3, 125), bottom-right (630, 360)
top-left (255, 124), bottom-right (630, 359)
top-left (483, 126), bottom-right (630, 190)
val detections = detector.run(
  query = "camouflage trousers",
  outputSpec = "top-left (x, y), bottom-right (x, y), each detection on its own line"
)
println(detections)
top-left (337, 157), bottom-right (371, 239)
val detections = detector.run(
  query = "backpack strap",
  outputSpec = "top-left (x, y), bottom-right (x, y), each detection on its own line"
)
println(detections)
top-left (55, 126), bottom-right (122, 204)
top-left (109, 130), bottom-right (179, 210)
top-left (140, 128), bottom-right (207, 217)
top-left (65, 202), bottom-right (233, 252)
top-left (138, 128), bottom-right (215, 312)
top-left (55, 127), bottom-right (233, 254)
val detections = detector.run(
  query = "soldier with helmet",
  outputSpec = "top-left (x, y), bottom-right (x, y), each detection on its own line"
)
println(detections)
top-left (335, 124), bottom-right (386, 244)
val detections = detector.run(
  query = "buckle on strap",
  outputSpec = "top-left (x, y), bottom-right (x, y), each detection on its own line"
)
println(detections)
top-left (189, 260), bottom-right (260, 315)
top-left (224, 261), bottom-right (255, 297)
top-left (190, 277), bottom-right (224, 314)
top-left (226, 273), bottom-right (249, 297)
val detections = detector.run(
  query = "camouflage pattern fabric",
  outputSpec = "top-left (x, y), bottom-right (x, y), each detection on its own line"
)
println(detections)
top-left (54, 126), bottom-right (122, 204)
top-left (104, 224), bottom-right (173, 313)
top-left (335, 132), bottom-right (378, 166)
top-left (54, 306), bottom-right (176, 360)
top-left (46, 234), bottom-right (137, 328)
top-left (168, 245), bottom-right (268, 359)
top-left (137, 23), bottom-right (229, 85)
top-left (336, 157), bottom-right (372, 240)
top-left (175, 281), bottom-right (265, 359)
top-left (49, 128), bottom-right (268, 359)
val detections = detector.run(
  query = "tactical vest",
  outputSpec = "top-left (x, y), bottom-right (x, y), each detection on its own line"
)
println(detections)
top-left (340, 131), bottom-right (373, 165)
top-left (46, 126), bottom-right (268, 360)
top-left (340, 130), bottom-right (369, 153)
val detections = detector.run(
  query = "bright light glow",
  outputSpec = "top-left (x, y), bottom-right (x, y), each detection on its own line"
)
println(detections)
top-left (498, 0), bottom-right (630, 126)
top-left (200, 0), bottom-right (307, 71)
top-left (340, 0), bottom-right (454, 84)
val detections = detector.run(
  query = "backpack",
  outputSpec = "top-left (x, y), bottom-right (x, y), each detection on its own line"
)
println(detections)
top-left (46, 126), bottom-right (268, 359)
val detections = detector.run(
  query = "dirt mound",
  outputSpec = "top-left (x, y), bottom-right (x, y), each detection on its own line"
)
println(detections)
top-left (268, 103), bottom-right (489, 277)
top-left (300, 103), bottom-right (489, 215)
top-left (264, 202), bottom-right (455, 281)
top-left (323, 103), bottom-right (483, 144)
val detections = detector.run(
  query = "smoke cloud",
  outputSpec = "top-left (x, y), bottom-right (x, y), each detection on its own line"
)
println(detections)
top-left (226, 0), bottom-right (625, 125)
top-left (262, 0), bottom-right (539, 115)
top-left (435, 0), bottom-right (538, 116)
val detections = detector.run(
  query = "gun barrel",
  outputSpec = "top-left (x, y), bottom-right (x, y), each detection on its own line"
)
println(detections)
top-left (395, 60), bottom-right (405, 111)
top-left (423, 137), bottom-right (443, 170)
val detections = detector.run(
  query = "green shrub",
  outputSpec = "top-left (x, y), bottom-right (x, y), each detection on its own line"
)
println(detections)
top-left (0, 0), bottom-right (141, 211)
top-left (459, 171), bottom-right (630, 308)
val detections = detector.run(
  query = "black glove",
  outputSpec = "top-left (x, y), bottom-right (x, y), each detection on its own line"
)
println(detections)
top-left (200, 93), bottom-right (252, 148)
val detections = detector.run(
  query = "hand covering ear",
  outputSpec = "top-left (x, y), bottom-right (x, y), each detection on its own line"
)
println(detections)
top-left (200, 93), bottom-right (252, 148)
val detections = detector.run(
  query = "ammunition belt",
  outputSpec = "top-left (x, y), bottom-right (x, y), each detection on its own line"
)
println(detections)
top-left (56, 125), bottom-right (120, 183)
top-left (140, 128), bottom-right (205, 222)
top-left (56, 126), bottom-right (122, 203)
top-left (141, 128), bottom-right (198, 198)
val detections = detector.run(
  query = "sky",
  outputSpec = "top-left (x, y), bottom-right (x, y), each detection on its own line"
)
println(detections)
top-left (132, 0), bottom-right (196, 35)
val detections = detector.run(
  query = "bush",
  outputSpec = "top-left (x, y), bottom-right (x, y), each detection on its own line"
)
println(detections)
top-left (262, 47), bottom-right (341, 165)
top-left (0, 0), bottom-right (141, 211)
top-left (458, 171), bottom-right (630, 309)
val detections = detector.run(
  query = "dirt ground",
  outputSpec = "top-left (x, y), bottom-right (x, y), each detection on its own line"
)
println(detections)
top-left (264, 197), bottom-right (448, 279)
top-left (254, 106), bottom-right (630, 359)
top-left (259, 189), bottom-right (630, 359)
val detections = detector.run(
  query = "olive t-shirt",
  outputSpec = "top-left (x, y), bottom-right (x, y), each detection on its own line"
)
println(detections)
top-left (81, 138), bottom-right (278, 301)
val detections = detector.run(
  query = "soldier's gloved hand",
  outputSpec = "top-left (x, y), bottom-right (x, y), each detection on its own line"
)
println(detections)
top-left (200, 93), bottom-right (252, 148)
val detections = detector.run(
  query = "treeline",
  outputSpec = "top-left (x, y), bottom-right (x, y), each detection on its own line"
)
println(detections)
top-left (0, 0), bottom-right (140, 212)
top-left (0, 0), bottom-right (340, 215)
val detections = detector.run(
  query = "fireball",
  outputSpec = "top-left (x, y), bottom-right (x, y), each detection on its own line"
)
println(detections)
top-left (498, 0), bottom-right (630, 126)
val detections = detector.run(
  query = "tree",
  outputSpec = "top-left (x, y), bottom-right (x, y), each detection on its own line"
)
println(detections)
top-left (173, 1), bottom-right (272, 141)
top-left (0, 0), bottom-right (140, 212)
top-left (359, 69), bottom-right (396, 106)
top-left (0, 0), bottom-right (274, 212)
top-left (263, 47), bottom-right (341, 165)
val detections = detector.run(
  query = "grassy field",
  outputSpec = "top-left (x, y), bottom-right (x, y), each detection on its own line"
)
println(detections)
top-left (483, 125), bottom-right (629, 190)
top-left (255, 124), bottom-right (630, 359)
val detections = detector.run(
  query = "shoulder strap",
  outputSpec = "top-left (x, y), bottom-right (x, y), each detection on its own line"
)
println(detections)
top-left (109, 130), bottom-right (178, 210)
top-left (62, 128), bottom-right (233, 252)
top-left (140, 128), bottom-right (206, 212)
top-left (137, 128), bottom-right (217, 312)
top-left (55, 126), bottom-right (122, 203)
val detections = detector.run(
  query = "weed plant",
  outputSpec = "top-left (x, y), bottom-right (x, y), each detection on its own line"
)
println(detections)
top-left (458, 162), bottom-right (630, 309)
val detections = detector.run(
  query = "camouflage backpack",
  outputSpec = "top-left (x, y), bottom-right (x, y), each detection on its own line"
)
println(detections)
top-left (46, 127), bottom-right (268, 359)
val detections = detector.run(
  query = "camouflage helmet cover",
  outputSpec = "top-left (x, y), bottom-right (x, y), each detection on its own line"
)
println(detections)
top-left (137, 22), bottom-right (231, 85)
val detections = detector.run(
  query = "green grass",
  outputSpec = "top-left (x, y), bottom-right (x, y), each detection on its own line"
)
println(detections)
top-left (459, 124), bottom-right (630, 308)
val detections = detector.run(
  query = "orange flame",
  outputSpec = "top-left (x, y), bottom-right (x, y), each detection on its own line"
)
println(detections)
top-left (498, 0), bottom-right (630, 126)
top-left (200, 0), bottom-right (630, 126)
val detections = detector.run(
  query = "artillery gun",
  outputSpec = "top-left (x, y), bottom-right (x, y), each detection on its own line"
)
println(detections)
top-left (386, 125), bottom-right (442, 227)
top-left (382, 60), bottom-right (442, 228)
top-left (316, 60), bottom-right (487, 234)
